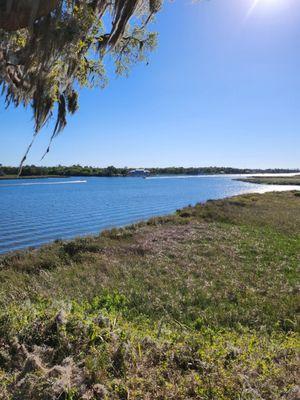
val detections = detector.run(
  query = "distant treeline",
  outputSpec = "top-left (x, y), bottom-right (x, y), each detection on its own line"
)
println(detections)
top-left (0, 165), bottom-right (127, 177)
top-left (0, 165), bottom-right (299, 178)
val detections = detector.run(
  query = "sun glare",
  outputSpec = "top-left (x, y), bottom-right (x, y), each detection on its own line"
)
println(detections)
top-left (247, 0), bottom-right (284, 18)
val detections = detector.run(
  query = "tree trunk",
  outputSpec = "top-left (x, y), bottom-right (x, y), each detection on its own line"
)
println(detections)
top-left (0, 0), bottom-right (59, 31)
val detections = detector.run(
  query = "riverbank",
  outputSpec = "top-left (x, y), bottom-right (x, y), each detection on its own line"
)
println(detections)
top-left (1, 164), bottom-right (299, 179)
top-left (238, 175), bottom-right (300, 185)
top-left (0, 191), bottom-right (299, 399)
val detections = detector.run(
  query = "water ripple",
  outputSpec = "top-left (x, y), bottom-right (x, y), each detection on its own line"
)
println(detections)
top-left (0, 176), bottom-right (298, 254)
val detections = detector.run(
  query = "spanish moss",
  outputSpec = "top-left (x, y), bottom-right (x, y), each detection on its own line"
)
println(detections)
top-left (0, 0), bottom-right (162, 170)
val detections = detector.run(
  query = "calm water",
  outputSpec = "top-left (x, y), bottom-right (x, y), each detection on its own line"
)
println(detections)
top-left (0, 175), bottom-right (298, 254)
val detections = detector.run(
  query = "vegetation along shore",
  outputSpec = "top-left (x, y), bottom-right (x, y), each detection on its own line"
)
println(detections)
top-left (0, 165), bottom-right (299, 179)
top-left (238, 176), bottom-right (300, 186)
top-left (0, 190), bottom-right (299, 399)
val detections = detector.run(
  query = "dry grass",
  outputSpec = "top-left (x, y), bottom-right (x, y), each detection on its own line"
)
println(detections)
top-left (238, 176), bottom-right (300, 186)
top-left (0, 191), bottom-right (299, 399)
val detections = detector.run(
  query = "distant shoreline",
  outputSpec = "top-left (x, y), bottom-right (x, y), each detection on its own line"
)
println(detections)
top-left (1, 165), bottom-right (299, 180)
top-left (237, 176), bottom-right (300, 186)
top-left (2, 172), bottom-right (300, 181)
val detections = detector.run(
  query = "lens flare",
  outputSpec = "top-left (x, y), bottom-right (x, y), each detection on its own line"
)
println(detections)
top-left (247, 0), bottom-right (283, 18)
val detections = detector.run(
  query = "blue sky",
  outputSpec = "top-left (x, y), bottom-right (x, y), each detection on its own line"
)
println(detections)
top-left (1, 0), bottom-right (299, 168)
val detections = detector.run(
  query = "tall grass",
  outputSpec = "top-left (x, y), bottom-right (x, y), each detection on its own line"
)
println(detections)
top-left (0, 191), bottom-right (299, 399)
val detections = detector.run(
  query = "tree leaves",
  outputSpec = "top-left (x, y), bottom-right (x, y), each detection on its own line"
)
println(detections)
top-left (0, 0), bottom-right (162, 166)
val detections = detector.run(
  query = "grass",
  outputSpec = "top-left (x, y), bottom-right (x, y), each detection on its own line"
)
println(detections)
top-left (237, 176), bottom-right (300, 185)
top-left (0, 191), bottom-right (299, 399)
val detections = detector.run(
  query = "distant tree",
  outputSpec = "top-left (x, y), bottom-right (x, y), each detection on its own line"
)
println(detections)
top-left (106, 165), bottom-right (118, 176)
top-left (0, 0), bottom-right (163, 169)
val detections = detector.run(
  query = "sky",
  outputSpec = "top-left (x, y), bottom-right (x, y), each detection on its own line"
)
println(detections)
top-left (1, 0), bottom-right (299, 168)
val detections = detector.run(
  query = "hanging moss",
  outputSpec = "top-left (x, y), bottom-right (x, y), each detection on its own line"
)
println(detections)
top-left (0, 0), bottom-right (59, 31)
top-left (0, 0), bottom-right (162, 170)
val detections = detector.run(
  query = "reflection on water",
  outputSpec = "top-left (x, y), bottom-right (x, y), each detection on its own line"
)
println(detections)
top-left (0, 175), bottom-right (298, 254)
top-left (0, 180), bottom-right (87, 187)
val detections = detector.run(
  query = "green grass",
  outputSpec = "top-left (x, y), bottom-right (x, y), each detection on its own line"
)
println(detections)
top-left (0, 191), bottom-right (299, 399)
top-left (238, 176), bottom-right (300, 185)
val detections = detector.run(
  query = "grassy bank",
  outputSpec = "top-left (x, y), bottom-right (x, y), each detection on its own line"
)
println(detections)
top-left (0, 191), bottom-right (299, 399)
top-left (238, 176), bottom-right (300, 185)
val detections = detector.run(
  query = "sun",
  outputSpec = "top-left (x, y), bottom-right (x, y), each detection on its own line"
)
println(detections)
top-left (263, 0), bottom-right (283, 4)
top-left (247, 0), bottom-right (283, 17)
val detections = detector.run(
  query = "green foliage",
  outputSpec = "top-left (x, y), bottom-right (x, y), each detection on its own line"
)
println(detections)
top-left (0, 191), bottom-right (299, 398)
top-left (0, 298), bottom-right (299, 399)
top-left (0, 1), bottom-right (162, 167)
top-left (0, 164), bottom-right (299, 179)
top-left (238, 176), bottom-right (300, 186)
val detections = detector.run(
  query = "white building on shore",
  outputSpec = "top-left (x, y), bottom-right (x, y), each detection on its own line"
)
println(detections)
top-left (128, 169), bottom-right (150, 177)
